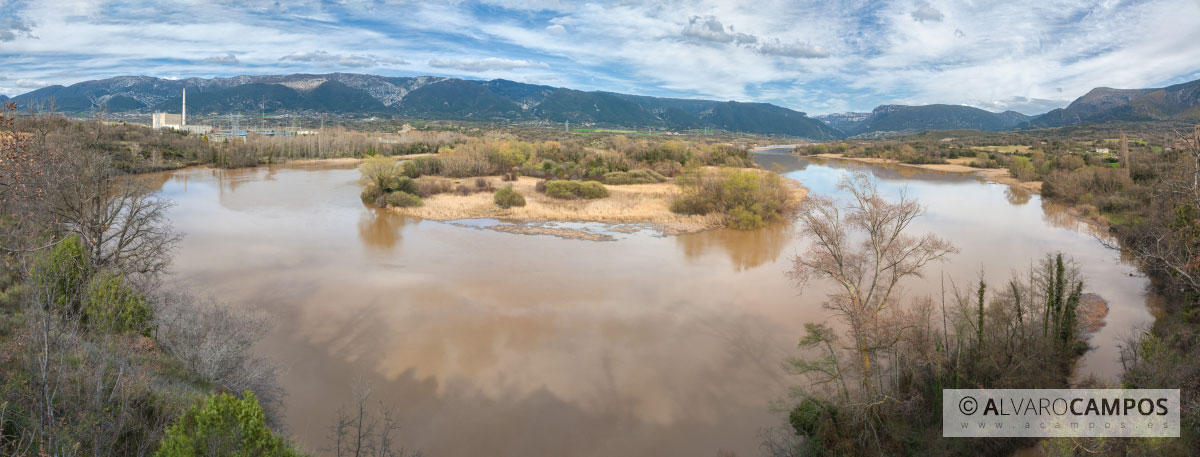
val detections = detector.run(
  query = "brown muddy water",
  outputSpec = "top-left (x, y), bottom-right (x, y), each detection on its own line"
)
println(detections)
top-left (153, 148), bottom-right (1155, 456)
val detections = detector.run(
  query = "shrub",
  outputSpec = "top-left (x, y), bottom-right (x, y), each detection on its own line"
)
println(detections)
top-left (535, 179), bottom-right (548, 193)
top-left (384, 176), bottom-right (418, 195)
top-left (728, 205), bottom-right (767, 229)
top-left (84, 270), bottom-right (154, 335)
top-left (670, 168), bottom-right (795, 229)
top-left (402, 160), bottom-right (419, 178)
top-left (493, 185), bottom-right (526, 209)
top-left (440, 154), bottom-right (492, 178)
top-left (154, 293), bottom-right (279, 413)
top-left (360, 182), bottom-right (384, 205)
top-left (415, 176), bottom-right (454, 197)
top-left (358, 156), bottom-right (399, 190)
top-left (652, 160), bottom-right (684, 177)
top-left (669, 194), bottom-right (717, 215)
top-left (385, 191), bottom-right (423, 208)
top-left (544, 180), bottom-right (609, 199)
top-left (474, 177), bottom-right (496, 192)
top-left (156, 391), bottom-right (300, 457)
top-left (404, 156), bottom-right (442, 178)
top-left (603, 169), bottom-right (667, 185)
top-left (1008, 156), bottom-right (1036, 181)
top-left (30, 234), bottom-right (90, 314)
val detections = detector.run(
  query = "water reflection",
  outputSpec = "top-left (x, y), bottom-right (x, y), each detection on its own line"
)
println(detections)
top-left (358, 209), bottom-right (410, 252)
top-left (676, 221), bottom-right (793, 271)
top-left (1006, 186), bottom-right (1033, 206)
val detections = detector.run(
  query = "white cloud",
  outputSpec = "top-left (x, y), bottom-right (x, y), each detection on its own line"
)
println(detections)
top-left (682, 16), bottom-right (755, 44)
top-left (758, 39), bottom-right (828, 59)
top-left (280, 50), bottom-right (405, 68)
top-left (911, 1), bottom-right (944, 23)
top-left (2, 0), bottom-right (1199, 113)
top-left (0, 16), bottom-right (35, 41)
top-left (202, 53), bottom-right (239, 65)
top-left (428, 57), bottom-right (549, 72)
top-left (13, 79), bottom-right (48, 88)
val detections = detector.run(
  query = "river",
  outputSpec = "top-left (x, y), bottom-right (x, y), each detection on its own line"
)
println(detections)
top-left (153, 147), bottom-right (1156, 456)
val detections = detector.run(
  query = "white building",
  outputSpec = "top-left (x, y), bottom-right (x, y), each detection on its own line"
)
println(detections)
top-left (152, 88), bottom-right (212, 134)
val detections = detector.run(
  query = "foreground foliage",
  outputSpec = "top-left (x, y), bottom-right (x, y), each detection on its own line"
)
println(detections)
top-left (156, 391), bottom-right (301, 457)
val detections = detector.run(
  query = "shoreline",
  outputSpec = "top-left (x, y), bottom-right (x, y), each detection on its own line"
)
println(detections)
top-left (385, 172), bottom-right (808, 237)
top-left (806, 153), bottom-right (1113, 231)
top-left (811, 153), bottom-right (1044, 194)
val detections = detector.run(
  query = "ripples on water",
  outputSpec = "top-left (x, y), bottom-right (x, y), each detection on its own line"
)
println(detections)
top-left (153, 150), bottom-right (1154, 456)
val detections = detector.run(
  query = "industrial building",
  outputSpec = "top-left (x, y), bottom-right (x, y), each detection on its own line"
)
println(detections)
top-left (152, 89), bottom-right (212, 134)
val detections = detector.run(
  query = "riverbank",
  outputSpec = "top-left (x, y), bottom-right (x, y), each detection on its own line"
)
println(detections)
top-left (806, 153), bottom-right (1116, 234)
top-left (811, 153), bottom-right (1044, 194)
top-left (386, 172), bottom-right (807, 235)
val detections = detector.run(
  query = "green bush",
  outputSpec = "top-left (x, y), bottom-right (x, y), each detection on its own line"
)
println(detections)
top-left (385, 191), bottom-right (423, 208)
top-left (544, 180), bottom-right (609, 199)
top-left (669, 194), bottom-right (717, 215)
top-left (728, 205), bottom-right (766, 229)
top-left (403, 156), bottom-right (442, 178)
top-left (30, 234), bottom-right (90, 313)
top-left (1008, 156), bottom-right (1036, 181)
top-left (670, 168), bottom-right (795, 229)
top-left (360, 182), bottom-right (384, 205)
top-left (602, 169), bottom-right (667, 185)
top-left (84, 270), bottom-right (154, 335)
top-left (390, 176), bottom-right (419, 195)
top-left (493, 185), bottom-right (527, 209)
top-left (156, 391), bottom-right (300, 457)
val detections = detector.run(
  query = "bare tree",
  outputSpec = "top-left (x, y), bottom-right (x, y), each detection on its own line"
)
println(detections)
top-left (153, 292), bottom-right (283, 418)
top-left (789, 172), bottom-right (956, 394)
top-left (43, 143), bottom-right (180, 283)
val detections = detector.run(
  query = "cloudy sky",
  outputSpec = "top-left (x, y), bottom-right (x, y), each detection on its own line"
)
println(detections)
top-left (2, 0), bottom-right (1198, 115)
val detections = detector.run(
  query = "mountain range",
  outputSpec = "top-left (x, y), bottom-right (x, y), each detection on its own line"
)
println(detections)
top-left (6, 73), bottom-right (841, 140)
top-left (7, 73), bottom-right (1200, 139)
top-left (816, 104), bottom-right (1031, 136)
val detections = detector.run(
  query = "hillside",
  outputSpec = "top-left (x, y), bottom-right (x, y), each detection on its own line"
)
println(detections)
top-left (824, 104), bottom-right (1031, 136)
top-left (7, 73), bottom-right (839, 139)
top-left (1028, 79), bottom-right (1200, 127)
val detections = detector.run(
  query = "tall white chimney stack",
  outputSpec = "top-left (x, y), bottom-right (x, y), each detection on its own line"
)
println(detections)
top-left (182, 88), bottom-right (186, 126)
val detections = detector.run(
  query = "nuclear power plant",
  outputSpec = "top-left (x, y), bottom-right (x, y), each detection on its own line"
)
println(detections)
top-left (151, 89), bottom-right (212, 134)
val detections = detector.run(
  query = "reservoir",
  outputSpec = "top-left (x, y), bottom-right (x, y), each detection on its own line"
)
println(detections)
top-left (154, 148), bottom-right (1155, 456)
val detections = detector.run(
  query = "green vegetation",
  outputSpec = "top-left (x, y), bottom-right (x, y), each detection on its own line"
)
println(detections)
top-left (84, 270), bottom-right (154, 335)
top-left (493, 185), bottom-right (526, 208)
top-left (156, 391), bottom-right (301, 457)
top-left (670, 168), bottom-right (796, 229)
top-left (385, 191), bottom-right (423, 208)
top-left (602, 169), bottom-right (667, 185)
top-left (0, 104), bottom-right (313, 456)
top-left (359, 157), bottom-right (425, 208)
top-left (543, 180), bottom-right (610, 199)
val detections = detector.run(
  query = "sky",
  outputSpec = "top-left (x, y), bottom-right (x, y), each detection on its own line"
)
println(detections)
top-left (1, 0), bottom-right (1199, 115)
